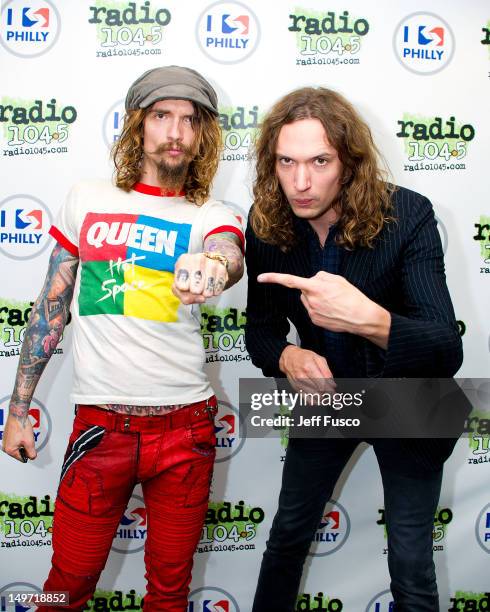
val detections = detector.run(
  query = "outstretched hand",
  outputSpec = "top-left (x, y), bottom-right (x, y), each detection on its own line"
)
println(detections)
top-left (172, 253), bottom-right (228, 305)
top-left (258, 271), bottom-right (390, 348)
top-left (259, 271), bottom-right (370, 334)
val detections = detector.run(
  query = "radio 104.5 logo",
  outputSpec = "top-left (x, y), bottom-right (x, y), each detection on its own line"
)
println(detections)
top-left (462, 379), bottom-right (490, 466)
top-left (474, 217), bottom-right (490, 276)
top-left (0, 298), bottom-right (33, 359)
top-left (396, 114), bottom-right (474, 174)
top-left (218, 105), bottom-right (260, 163)
top-left (481, 20), bottom-right (490, 64)
top-left (449, 592), bottom-right (490, 612)
top-left (377, 506), bottom-right (453, 554)
top-left (289, 8), bottom-right (370, 68)
top-left (0, 295), bottom-right (68, 358)
top-left (0, 97), bottom-right (77, 158)
top-left (296, 592), bottom-right (344, 611)
top-left (88, 0), bottom-right (171, 59)
top-left (0, 493), bottom-right (54, 550)
top-left (201, 304), bottom-right (248, 365)
top-left (198, 500), bottom-right (264, 555)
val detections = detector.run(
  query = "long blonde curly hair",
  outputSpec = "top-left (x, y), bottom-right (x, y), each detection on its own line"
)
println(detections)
top-left (251, 87), bottom-right (395, 250)
top-left (112, 103), bottom-right (222, 205)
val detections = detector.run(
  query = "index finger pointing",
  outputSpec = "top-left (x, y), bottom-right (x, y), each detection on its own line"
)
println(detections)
top-left (257, 272), bottom-right (310, 291)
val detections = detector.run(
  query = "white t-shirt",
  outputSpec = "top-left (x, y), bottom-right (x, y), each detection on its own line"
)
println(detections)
top-left (49, 179), bottom-right (244, 406)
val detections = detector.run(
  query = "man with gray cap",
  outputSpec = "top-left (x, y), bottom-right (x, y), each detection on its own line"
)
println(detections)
top-left (3, 65), bottom-right (244, 611)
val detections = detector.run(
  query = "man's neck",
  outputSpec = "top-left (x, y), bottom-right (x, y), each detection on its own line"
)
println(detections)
top-left (308, 208), bottom-right (340, 247)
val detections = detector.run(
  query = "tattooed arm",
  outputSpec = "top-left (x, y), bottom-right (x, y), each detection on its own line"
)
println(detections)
top-left (203, 232), bottom-right (244, 289)
top-left (2, 244), bottom-right (79, 462)
top-left (172, 232), bottom-right (244, 305)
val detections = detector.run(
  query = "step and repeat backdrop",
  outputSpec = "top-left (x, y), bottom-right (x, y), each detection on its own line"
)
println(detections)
top-left (1, 0), bottom-right (489, 610)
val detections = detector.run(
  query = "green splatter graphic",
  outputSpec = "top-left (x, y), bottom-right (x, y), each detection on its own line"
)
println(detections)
top-left (0, 297), bottom-right (32, 344)
top-left (485, 21), bottom-right (490, 59)
top-left (468, 409), bottom-right (490, 452)
top-left (0, 493), bottom-right (54, 534)
top-left (278, 404), bottom-right (290, 449)
top-left (296, 592), bottom-right (339, 608)
top-left (200, 306), bottom-right (246, 348)
top-left (450, 591), bottom-right (490, 609)
top-left (218, 105), bottom-right (262, 136)
top-left (476, 215), bottom-right (490, 260)
top-left (433, 507), bottom-right (452, 540)
top-left (84, 589), bottom-right (144, 610)
top-left (218, 106), bottom-right (264, 157)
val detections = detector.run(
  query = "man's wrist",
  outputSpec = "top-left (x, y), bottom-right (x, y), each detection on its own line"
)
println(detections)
top-left (203, 251), bottom-right (229, 270)
top-left (8, 402), bottom-right (30, 424)
top-left (357, 302), bottom-right (391, 349)
top-left (279, 344), bottom-right (295, 373)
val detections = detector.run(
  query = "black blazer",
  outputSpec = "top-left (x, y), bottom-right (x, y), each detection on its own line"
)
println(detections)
top-left (245, 186), bottom-right (464, 473)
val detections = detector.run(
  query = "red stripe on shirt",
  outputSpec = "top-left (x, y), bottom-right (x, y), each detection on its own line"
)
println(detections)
top-left (132, 182), bottom-right (185, 197)
top-left (204, 225), bottom-right (245, 253)
top-left (49, 226), bottom-right (79, 256)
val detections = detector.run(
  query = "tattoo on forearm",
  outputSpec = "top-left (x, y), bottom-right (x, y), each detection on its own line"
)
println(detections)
top-left (9, 244), bottom-right (78, 425)
top-left (204, 233), bottom-right (244, 288)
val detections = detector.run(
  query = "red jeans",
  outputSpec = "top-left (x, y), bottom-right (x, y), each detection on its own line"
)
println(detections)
top-left (38, 397), bottom-right (217, 612)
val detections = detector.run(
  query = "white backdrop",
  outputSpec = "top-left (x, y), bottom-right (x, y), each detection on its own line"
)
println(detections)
top-left (1, 1), bottom-right (489, 610)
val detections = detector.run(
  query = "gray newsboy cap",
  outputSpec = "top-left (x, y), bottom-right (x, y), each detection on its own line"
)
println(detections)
top-left (125, 65), bottom-right (219, 116)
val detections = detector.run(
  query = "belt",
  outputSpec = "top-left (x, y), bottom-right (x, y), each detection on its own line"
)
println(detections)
top-left (75, 397), bottom-right (218, 433)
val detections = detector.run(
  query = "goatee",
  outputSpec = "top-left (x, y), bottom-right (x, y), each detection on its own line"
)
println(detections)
top-left (156, 159), bottom-right (190, 191)
top-left (154, 141), bottom-right (194, 191)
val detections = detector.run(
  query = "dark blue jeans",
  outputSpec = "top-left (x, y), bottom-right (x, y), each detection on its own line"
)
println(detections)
top-left (252, 437), bottom-right (443, 612)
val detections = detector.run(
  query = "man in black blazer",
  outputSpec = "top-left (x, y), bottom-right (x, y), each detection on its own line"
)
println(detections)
top-left (245, 87), bottom-right (462, 612)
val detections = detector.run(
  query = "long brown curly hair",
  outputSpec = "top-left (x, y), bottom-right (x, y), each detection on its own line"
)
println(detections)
top-left (251, 87), bottom-right (395, 250)
top-left (112, 103), bottom-right (222, 205)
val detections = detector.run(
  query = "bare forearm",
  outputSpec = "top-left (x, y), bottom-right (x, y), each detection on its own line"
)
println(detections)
top-left (9, 244), bottom-right (78, 423)
top-left (203, 233), bottom-right (244, 288)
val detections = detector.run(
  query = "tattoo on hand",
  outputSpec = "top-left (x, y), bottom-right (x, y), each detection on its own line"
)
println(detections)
top-left (177, 269), bottom-right (189, 282)
top-left (192, 270), bottom-right (203, 282)
top-left (215, 279), bottom-right (225, 293)
top-left (206, 277), bottom-right (215, 292)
